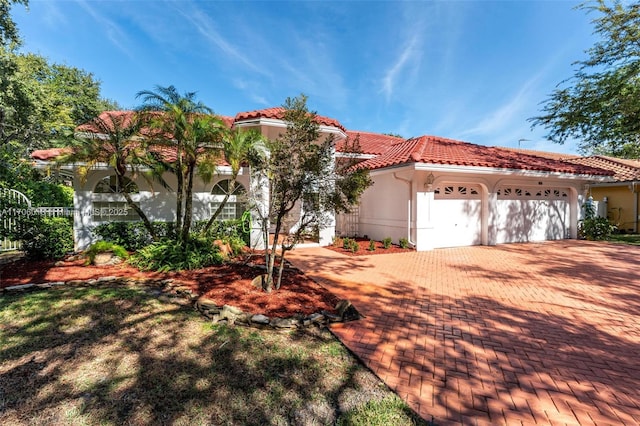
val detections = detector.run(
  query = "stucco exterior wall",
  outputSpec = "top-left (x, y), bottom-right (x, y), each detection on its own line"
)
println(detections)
top-left (589, 185), bottom-right (640, 232)
top-left (358, 171), bottom-right (412, 244)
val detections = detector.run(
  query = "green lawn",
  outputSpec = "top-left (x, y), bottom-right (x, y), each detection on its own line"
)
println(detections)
top-left (609, 233), bottom-right (640, 245)
top-left (0, 284), bottom-right (427, 426)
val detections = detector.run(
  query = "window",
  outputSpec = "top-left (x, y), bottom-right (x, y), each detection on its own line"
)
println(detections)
top-left (92, 175), bottom-right (140, 222)
top-left (210, 179), bottom-right (247, 221)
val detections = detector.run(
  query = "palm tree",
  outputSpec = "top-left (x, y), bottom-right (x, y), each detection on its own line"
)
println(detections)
top-left (201, 128), bottom-right (266, 234)
top-left (136, 85), bottom-right (227, 245)
top-left (59, 111), bottom-right (160, 238)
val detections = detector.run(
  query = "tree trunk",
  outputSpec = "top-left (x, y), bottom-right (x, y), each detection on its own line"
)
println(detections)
top-left (175, 146), bottom-right (184, 242)
top-left (181, 162), bottom-right (195, 244)
top-left (275, 246), bottom-right (287, 290)
top-left (265, 220), bottom-right (282, 293)
top-left (115, 172), bottom-right (157, 240)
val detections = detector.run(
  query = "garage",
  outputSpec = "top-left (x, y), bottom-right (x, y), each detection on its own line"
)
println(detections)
top-left (431, 184), bottom-right (482, 248)
top-left (495, 185), bottom-right (570, 244)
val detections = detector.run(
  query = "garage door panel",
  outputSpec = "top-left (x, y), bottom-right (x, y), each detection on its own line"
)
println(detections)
top-left (432, 185), bottom-right (482, 248)
top-left (496, 186), bottom-right (570, 244)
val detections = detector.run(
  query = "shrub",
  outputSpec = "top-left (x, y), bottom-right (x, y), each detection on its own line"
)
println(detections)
top-left (382, 237), bottom-right (392, 249)
top-left (92, 222), bottom-right (174, 252)
top-left (129, 237), bottom-right (224, 272)
top-left (13, 216), bottom-right (73, 260)
top-left (342, 237), bottom-right (352, 250)
top-left (579, 199), bottom-right (617, 241)
top-left (368, 240), bottom-right (376, 251)
top-left (350, 239), bottom-right (360, 253)
top-left (399, 238), bottom-right (409, 249)
top-left (194, 219), bottom-right (248, 255)
top-left (85, 241), bottom-right (129, 264)
top-left (579, 217), bottom-right (617, 240)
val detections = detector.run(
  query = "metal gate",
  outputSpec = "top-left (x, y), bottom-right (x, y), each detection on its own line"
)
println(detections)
top-left (0, 189), bottom-right (75, 252)
top-left (336, 205), bottom-right (359, 237)
top-left (1, 189), bottom-right (31, 251)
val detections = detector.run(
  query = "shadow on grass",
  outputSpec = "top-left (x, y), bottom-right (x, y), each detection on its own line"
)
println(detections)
top-left (0, 285), bottom-right (425, 425)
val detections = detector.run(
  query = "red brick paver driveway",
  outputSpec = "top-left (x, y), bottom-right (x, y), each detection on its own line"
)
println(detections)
top-left (287, 241), bottom-right (640, 425)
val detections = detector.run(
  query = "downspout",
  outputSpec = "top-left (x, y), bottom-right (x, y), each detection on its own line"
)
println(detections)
top-left (634, 182), bottom-right (639, 233)
top-left (393, 172), bottom-right (416, 247)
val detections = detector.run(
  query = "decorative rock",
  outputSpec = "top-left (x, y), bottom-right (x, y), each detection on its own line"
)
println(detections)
top-left (251, 314), bottom-right (270, 325)
top-left (86, 279), bottom-right (98, 285)
top-left (220, 305), bottom-right (244, 323)
top-left (321, 310), bottom-right (342, 322)
top-left (194, 296), bottom-right (219, 312)
top-left (66, 280), bottom-right (85, 286)
top-left (270, 317), bottom-right (298, 328)
top-left (49, 281), bottom-right (65, 287)
top-left (308, 312), bottom-right (325, 324)
top-left (335, 300), bottom-right (352, 317)
top-left (54, 261), bottom-right (65, 267)
top-left (250, 274), bottom-right (268, 290)
top-left (4, 283), bottom-right (35, 291)
top-left (97, 276), bottom-right (118, 283)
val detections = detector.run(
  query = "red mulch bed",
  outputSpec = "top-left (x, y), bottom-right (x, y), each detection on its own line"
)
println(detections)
top-left (326, 238), bottom-right (414, 256)
top-left (0, 255), bottom-right (340, 318)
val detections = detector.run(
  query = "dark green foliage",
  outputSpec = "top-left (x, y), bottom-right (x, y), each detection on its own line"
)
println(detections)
top-left (85, 241), bottom-right (129, 264)
top-left (12, 215), bottom-right (73, 260)
top-left (368, 240), bottom-right (376, 251)
top-left (382, 237), bottom-right (392, 249)
top-left (530, 1), bottom-right (640, 157)
top-left (193, 219), bottom-right (249, 254)
top-left (399, 238), bottom-right (409, 249)
top-left (579, 200), bottom-right (617, 240)
top-left (92, 222), bottom-right (174, 252)
top-left (342, 237), bottom-right (352, 250)
top-left (129, 237), bottom-right (224, 272)
top-left (0, 0), bottom-right (28, 47)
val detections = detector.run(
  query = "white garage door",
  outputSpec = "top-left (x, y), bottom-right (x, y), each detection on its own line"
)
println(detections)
top-left (495, 186), bottom-right (570, 244)
top-left (432, 184), bottom-right (482, 248)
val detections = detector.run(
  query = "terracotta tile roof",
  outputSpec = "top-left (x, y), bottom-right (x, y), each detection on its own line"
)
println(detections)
top-left (337, 131), bottom-right (404, 155)
top-left (356, 135), bottom-right (613, 176)
top-left (498, 146), bottom-right (581, 161)
top-left (234, 107), bottom-right (346, 132)
top-left (564, 156), bottom-right (640, 181)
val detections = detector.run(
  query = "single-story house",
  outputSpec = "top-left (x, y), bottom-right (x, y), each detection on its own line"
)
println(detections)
top-left (31, 108), bottom-right (613, 251)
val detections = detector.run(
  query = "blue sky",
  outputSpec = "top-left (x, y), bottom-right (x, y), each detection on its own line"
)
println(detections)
top-left (13, 0), bottom-right (597, 154)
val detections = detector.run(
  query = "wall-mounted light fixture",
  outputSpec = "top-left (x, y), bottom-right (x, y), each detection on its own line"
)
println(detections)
top-left (425, 172), bottom-right (435, 191)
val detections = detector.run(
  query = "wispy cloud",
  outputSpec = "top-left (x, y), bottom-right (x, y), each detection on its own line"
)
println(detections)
top-left (232, 78), bottom-right (269, 106)
top-left (459, 74), bottom-right (541, 138)
top-left (75, 0), bottom-right (133, 58)
top-left (380, 34), bottom-right (421, 102)
top-left (176, 4), bottom-right (268, 77)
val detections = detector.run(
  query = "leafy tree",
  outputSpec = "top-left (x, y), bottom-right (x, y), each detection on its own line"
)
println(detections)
top-left (254, 95), bottom-right (371, 292)
top-left (0, 0), bottom-right (27, 47)
top-left (58, 111), bottom-right (160, 237)
top-left (136, 85), bottom-right (227, 245)
top-left (530, 1), bottom-right (640, 158)
top-left (201, 127), bottom-right (266, 234)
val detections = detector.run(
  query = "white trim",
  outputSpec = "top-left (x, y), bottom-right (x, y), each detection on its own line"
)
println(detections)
top-left (234, 117), bottom-right (347, 138)
top-left (412, 163), bottom-right (613, 181)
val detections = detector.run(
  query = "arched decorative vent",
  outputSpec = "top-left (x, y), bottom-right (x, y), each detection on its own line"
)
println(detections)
top-left (497, 186), bottom-right (569, 200)
top-left (434, 185), bottom-right (481, 199)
